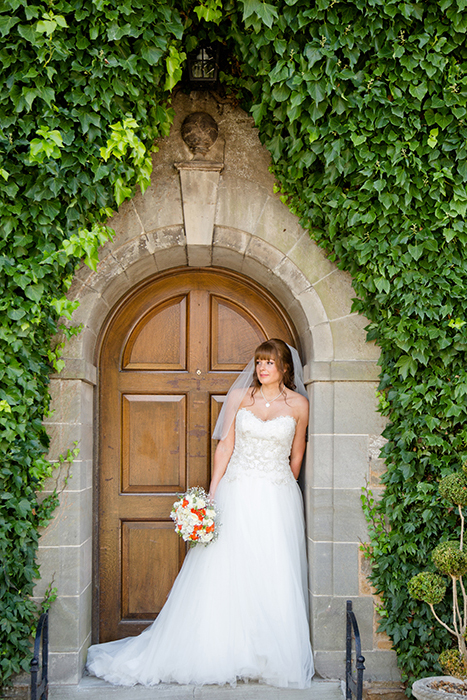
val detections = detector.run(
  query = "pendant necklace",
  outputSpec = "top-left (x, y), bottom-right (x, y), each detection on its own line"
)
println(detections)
top-left (260, 386), bottom-right (283, 408)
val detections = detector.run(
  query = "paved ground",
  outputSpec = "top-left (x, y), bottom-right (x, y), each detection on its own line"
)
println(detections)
top-left (50, 676), bottom-right (345, 700)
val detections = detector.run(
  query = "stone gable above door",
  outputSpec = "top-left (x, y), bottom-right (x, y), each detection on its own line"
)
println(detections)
top-left (63, 91), bottom-right (379, 383)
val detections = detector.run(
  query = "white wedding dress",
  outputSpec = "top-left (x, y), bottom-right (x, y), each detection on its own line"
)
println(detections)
top-left (86, 407), bottom-right (314, 688)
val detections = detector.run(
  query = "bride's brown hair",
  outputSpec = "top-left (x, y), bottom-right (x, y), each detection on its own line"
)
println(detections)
top-left (251, 339), bottom-right (296, 394)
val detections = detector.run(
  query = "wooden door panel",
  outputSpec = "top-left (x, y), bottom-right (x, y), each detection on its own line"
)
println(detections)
top-left (121, 521), bottom-right (183, 619)
top-left (123, 296), bottom-right (187, 370)
top-left (211, 297), bottom-right (264, 369)
top-left (122, 395), bottom-right (186, 493)
top-left (98, 268), bottom-right (298, 642)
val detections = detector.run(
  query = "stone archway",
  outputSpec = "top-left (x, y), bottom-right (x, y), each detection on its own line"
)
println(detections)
top-left (37, 92), bottom-right (396, 686)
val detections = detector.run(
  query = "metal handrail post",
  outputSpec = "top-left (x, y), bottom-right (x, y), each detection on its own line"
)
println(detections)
top-left (42, 612), bottom-right (49, 687)
top-left (346, 600), bottom-right (353, 700)
top-left (30, 612), bottom-right (49, 700)
top-left (345, 600), bottom-right (366, 700)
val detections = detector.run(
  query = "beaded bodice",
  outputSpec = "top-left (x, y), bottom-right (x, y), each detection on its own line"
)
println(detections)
top-left (223, 408), bottom-right (296, 486)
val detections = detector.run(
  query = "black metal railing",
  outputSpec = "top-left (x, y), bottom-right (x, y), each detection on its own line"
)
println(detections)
top-left (346, 600), bottom-right (365, 700)
top-left (31, 611), bottom-right (49, 700)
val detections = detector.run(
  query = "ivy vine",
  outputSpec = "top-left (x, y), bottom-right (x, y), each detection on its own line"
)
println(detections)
top-left (1, 0), bottom-right (467, 689)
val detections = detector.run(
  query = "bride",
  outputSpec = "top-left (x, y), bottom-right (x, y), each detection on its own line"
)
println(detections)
top-left (86, 338), bottom-right (314, 688)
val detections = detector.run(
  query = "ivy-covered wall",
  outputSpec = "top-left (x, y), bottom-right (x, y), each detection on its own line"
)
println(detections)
top-left (1, 0), bottom-right (467, 689)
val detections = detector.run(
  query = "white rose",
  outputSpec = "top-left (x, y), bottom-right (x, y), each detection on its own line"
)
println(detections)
top-left (200, 532), bottom-right (214, 543)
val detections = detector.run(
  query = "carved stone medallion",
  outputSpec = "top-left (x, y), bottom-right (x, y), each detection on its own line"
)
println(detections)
top-left (181, 112), bottom-right (219, 156)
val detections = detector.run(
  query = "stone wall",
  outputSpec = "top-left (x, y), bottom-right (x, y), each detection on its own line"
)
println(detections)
top-left (35, 91), bottom-right (399, 685)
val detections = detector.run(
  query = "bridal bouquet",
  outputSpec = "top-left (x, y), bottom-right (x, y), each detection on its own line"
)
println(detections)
top-left (171, 487), bottom-right (218, 546)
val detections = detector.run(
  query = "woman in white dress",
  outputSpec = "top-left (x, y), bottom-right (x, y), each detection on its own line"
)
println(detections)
top-left (86, 338), bottom-right (314, 688)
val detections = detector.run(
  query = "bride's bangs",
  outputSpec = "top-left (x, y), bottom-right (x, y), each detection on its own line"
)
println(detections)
top-left (254, 341), bottom-right (279, 366)
top-left (252, 339), bottom-right (295, 393)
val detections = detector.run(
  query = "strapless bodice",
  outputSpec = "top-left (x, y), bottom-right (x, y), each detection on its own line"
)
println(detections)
top-left (223, 408), bottom-right (296, 486)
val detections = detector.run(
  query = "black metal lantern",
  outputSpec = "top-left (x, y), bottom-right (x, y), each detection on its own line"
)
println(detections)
top-left (187, 46), bottom-right (219, 87)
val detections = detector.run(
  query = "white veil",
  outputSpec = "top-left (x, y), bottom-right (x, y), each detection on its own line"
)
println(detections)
top-left (212, 343), bottom-right (307, 441)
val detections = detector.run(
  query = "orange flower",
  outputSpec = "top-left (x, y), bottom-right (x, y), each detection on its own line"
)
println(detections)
top-left (182, 499), bottom-right (189, 507)
top-left (206, 524), bottom-right (215, 533)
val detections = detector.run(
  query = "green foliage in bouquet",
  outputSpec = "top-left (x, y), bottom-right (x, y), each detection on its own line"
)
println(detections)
top-left (409, 469), bottom-right (467, 672)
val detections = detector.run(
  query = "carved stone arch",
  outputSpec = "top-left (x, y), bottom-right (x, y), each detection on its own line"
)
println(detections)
top-left (64, 230), bottom-right (335, 372)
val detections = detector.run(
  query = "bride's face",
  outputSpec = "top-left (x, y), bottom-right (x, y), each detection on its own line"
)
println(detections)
top-left (256, 356), bottom-right (283, 387)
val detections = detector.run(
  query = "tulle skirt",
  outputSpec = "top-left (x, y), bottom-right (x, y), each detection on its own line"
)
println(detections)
top-left (86, 473), bottom-right (314, 688)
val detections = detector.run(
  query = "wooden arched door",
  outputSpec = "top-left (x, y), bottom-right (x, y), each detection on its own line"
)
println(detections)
top-left (97, 268), bottom-right (298, 642)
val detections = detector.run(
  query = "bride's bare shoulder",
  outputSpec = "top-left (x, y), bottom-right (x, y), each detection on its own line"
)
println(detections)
top-left (286, 389), bottom-right (308, 420)
top-left (287, 388), bottom-right (308, 405)
top-left (239, 388), bottom-right (256, 408)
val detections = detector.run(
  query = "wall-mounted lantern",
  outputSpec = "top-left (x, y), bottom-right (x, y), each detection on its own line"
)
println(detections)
top-left (187, 46), bottom-right (219, 87)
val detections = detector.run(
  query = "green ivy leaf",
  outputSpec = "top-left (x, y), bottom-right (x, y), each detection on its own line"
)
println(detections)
top-left (375, 277), bottom-right (390, 293)
top-left (141, 45), bottom-right (164, 65)
top-left (194, 0), bottom-right (223, 23)
top-left (409, 82), bottom-right (428, 101)
top-left (408, 244), bottom-right (424, 261)
top-left (0, 15), bottom-right (20, 37)
top-left (16, 499), bottom-right (31, 518)
top-left (24, 284), bottom-right (44, 302)
top-left (242, 0), bottom-right (278, 27)
top-left (395, 355), bottom-right (418, 379)
top-left (272, 83), bottom-right (291, 102)
top-left (164, 45), bottom-right (186, 91)
top-left (7, 308), bottom-right (26, 321)
top-left (308, 80), bottom-right (325, 105)
top-left (114, 177), bottom-right (133, 207)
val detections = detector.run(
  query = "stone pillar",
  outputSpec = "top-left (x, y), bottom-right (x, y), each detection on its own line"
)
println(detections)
top-left (36, 362), bottom-right (96, 684)
top-left (304, 361), bottom-right (400, 681)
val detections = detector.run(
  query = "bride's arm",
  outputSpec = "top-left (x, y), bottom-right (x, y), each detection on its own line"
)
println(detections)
top-left (209, 421), bottom-right (235, 498)
top-left (289, 397), bottom-right (309, 479)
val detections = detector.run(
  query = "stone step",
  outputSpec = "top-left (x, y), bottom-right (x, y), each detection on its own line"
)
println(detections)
top-left (50, 677), bottom-right (345, 700)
